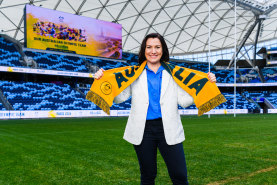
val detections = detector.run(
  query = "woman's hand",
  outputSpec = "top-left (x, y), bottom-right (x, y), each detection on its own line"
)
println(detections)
top-left (208, 72), bottom-right (216, 83)
top-left (94, 68), bottom-right (105, 80)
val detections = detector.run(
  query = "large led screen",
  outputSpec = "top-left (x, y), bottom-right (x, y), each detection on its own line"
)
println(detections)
top-left (24, 5), bottom-right (122, 59)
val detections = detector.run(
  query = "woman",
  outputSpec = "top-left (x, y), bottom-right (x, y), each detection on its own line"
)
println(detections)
top-left (94, 33), bottom-right (216, 185)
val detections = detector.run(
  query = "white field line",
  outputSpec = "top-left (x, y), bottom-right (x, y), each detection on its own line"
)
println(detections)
top-left (207, 165), bottom-right (277, 185)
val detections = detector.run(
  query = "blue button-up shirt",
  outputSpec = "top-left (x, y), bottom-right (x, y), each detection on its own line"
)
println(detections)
top-left (145, 64), bottom-right (164, 120)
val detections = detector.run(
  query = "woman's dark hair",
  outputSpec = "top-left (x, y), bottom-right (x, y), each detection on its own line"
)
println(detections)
top-left (138, 33), bottom-right (169, 64)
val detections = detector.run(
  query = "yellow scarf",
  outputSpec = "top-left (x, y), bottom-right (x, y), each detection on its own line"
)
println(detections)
top-left (86, 61), bottom-right (226, 116)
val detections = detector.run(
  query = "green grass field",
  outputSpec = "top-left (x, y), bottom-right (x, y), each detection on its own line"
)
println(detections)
top-left (0, 114), bottom-right (276, 185)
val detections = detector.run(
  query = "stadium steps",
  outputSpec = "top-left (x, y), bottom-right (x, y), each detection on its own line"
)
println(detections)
top-left (264, 98), bottom-right (276, 109)
top-left (0, 88), bottom-right (14, 110)
top-left (241, 92), bottom-right (261, 109)
top-left (248, 91), bottom-right (277, 109)
top-left (75, 87), bottom-right (86, 98)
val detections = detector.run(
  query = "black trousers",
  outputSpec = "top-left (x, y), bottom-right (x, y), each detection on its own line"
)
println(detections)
top-left (134, 118), bottom-right (189, 185)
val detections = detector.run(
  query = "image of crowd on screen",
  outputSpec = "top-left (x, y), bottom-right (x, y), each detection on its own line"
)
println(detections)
top-left (33, 21), bottom-right (87, 42)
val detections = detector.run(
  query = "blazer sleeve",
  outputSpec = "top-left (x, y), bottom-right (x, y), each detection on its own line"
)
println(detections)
top-left (177, 85), bottom-right (194, 108)
top-left (114, 86), bottom-right (131, 104)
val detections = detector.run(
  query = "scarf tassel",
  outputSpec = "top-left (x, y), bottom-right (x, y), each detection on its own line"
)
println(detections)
top-left (198, 94), bottom-right (227, 116)
top-left (86, 91), bottom-right (110, 115)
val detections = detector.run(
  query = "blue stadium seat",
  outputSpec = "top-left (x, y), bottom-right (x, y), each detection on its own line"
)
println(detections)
top-left (23, 50), bottom-right (136, 72)
top-left (239, 69), bottom-right (261, 83)
top-left (262, 68), bottom-right (277, 82)
top-left (0, 102), bottom-right (5, 110)
top-left (246, 91), bottom-right (277, 108)
top-left (0, 81), bottom-right (98, 110)
top-left (85, 57), bottom-right (132, 70)
top-left (169, 61), bottom-right (212, 73)
top-left (178, 92), bottom-right (258, 110)
top-left (267, 93), bottom-right (277, 108)
top-left (0, 37), bottom-right (23, 67)
top-left (24, 51), bottom-right (89, 72)
top-left (0, 80), bottom-right (264, 111)
top-left (122, 52), bottom-right (139, 65)
top-left (218, 92), bottom-right (258, 110)
top-left (213, 70), bottom-right (235, 83)
top-left (1, 39), bottom-right (276, 85)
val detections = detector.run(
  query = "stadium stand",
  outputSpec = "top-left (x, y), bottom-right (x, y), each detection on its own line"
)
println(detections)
top-left (0, 80), bottom-right (133, 111)
top-left (1, 77), bottom-right (258, 111)
top-left (219, 92), bottom-right (258, 110)
top-left (213, 70), bottom-right (235, 83)
top-left (85, 57), bottom-right (130, 70)
top-left (266, 93), bottom-right (277, 108)
top-left (0, 102), bottom-right (5, 110)
top-left (1, 36), bottom-right (275, 85)
top-left (179, 92), bottom-right (258, 110)
top-left (244, 91), bottom-right (277, 108)
top-left (0, 37), bottom-right (23, 67)
top-left (239, 69), bottom-right (261, 83)
top-left (0, 36), bottom-right (132, 73)
top-left (111, 98), bottom-right (132, 110)
top-left (24, 50), bottom-right (132, 72)
top-left (122, 52), bottom-right (139, 65)
top-left (0, 81), bottom-right (97, 110)
top-left (168, 61), bottom-right (259, 84)
top-left (169, 61), bottom-right (211, 72)
top-left (0, 35), bottom-right (276, 113)
top-left (78, 87), bottom-right (131, 110)
top-left (24, 50), bottom-right (89, 72)
top-left (262, 68), bottom-right (277, 82)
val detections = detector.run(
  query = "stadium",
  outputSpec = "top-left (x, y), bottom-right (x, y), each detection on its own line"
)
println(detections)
top-left (0, 0), bottom-right (277, 184)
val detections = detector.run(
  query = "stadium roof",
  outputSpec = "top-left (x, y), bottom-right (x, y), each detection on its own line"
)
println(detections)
top-left (1, 0), bottom-right (277, 55)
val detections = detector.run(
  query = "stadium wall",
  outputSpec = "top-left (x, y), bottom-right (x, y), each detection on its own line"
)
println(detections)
top-left (0, 109), bottom-right (254, 119)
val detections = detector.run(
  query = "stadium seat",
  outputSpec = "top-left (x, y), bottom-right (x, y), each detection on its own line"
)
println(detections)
top-left (0, 81), bottom-right (98, 110)
top-left (24, 51), bottom-right (89, 72)
top-left (239, 69), bottom-right (261, 83)
top-left (0, 37), bottom-right (23, 67)
top-left (262, 68), bottom-right (277, 82)
top-left (0, 102), bottom-right (5, 110)
top-left (246, 91), bottom-right (277, 108)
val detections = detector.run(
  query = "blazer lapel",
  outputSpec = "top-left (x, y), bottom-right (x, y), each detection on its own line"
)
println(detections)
top-left (160, 70), bottom-right (170, 100)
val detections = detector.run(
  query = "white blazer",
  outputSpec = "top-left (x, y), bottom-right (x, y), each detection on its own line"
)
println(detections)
top-left (114, 69), bottom-right (194, 145)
